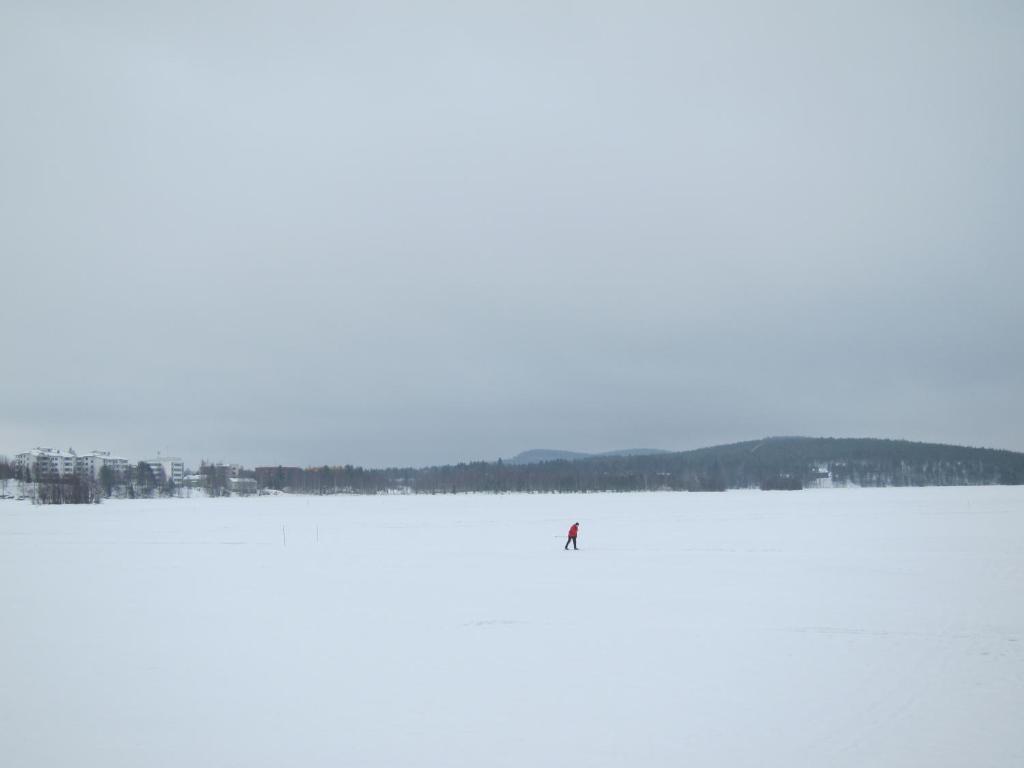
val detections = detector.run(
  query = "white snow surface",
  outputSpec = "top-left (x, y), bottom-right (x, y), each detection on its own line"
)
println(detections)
top-left (2, 487), bottom-right (1022, 768)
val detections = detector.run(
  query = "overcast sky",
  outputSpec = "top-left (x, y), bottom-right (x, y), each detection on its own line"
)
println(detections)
top-left (1, 1), bottom-right (1022, 468)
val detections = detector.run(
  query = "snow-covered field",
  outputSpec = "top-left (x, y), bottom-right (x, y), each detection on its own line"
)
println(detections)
top-left (2, 487), bottom-right (1022, 767)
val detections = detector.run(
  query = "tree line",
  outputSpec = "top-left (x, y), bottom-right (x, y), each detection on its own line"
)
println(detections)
top-left (253, 437), bottom-right (1024, 495)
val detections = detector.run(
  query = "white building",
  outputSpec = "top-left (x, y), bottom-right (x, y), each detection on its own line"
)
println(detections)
top-left (16, 447), bottom-right (133, 481)
top-left (15, 448), bottom-right (77, 478)
top-left (142, 456), bottom-right (185, 486)
top-left (77, 451), bottom-right (131, 480)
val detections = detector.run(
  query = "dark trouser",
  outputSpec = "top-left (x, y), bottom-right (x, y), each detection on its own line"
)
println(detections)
top-left (565, 536), bottom-right (577, 550)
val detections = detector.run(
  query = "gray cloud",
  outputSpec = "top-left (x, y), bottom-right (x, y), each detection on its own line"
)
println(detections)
top-left (2, 1), bottom-right (1022, 467)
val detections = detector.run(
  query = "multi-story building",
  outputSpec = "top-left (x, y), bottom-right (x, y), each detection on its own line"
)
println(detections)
top-left (141, 456), bottom-right (185, 486)
top-left (16, 447), bottom-right (138, 481)
top-left (76, 451), bottom-right (131, 480)
top-left (15, 448), bottom-right (77, 478)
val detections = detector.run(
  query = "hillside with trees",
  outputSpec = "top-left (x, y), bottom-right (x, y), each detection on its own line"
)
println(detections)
top-left (257, 437), bottom-right (1024, 494)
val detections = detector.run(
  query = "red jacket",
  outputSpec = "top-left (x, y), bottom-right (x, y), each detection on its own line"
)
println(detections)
top-left (568, 524), bottom-right (579, 538)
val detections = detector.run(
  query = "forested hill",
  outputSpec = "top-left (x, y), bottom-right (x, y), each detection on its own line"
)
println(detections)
top-left (507, 447), bottom-right (669, 464)
top-left (260, 437), bottom-right (1024, 494)
top-left (537, 436), bottom-right (1024, 491)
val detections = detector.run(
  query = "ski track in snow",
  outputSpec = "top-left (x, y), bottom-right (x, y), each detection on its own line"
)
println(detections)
top-left (1, 486), bottom-right (1022, 768)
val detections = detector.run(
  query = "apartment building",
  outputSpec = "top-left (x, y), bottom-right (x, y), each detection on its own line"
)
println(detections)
top-left (77, 451), bottom-right (131, 480)
top-left (16, 447), bottom-right (139, 480)
top-left (15, 448), bottom-right (77, 478)
top-left (141, 456), bottom-right (185, 486)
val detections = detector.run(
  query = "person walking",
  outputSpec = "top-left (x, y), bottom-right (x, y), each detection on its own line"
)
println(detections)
top-left (565, 522), bottom-right (579, 550)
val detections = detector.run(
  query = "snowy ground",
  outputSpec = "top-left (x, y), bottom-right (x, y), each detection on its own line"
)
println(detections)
top-left (2, 487), bottom-right (1022, 768)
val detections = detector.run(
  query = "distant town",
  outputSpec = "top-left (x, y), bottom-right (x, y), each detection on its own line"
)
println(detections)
top-left (2, 445), bottom-right (393, 503)
top-left (5, 446), bottom-right (262, 502)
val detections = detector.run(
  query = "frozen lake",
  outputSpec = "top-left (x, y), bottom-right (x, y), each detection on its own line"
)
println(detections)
top-left (2, 487), bottom-right (1022, 767)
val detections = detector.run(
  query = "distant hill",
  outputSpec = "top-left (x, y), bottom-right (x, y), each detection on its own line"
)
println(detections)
top-left (256, 436), bottom-right (1024, 494)
top-left (507, 448), bottom-right (669, 465)
top-left (506, 449), bottom-right (593, 464)
top-left (421, 436), bottom-right (1024, 492)
top-left (546, 436), bottom-right (1024, 491)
